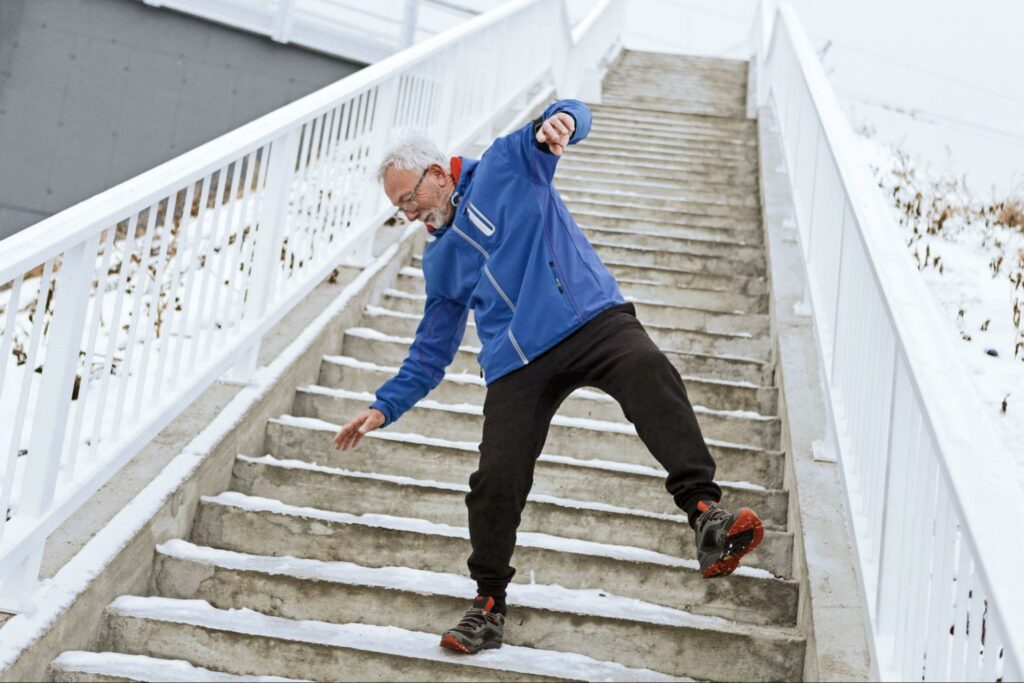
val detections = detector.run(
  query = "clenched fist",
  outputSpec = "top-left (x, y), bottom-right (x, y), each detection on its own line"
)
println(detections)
top-left (333, 408), bottom-right (386, 451)
top-left (535, 112), bottom-right (576, 156)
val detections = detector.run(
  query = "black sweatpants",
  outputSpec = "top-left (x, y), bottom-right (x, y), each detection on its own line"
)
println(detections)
top-left (465, 302), bottom-right (722, 600)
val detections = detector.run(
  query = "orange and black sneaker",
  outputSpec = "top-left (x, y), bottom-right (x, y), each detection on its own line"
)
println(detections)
top-left (439, 595), bottom-right (505, 654)
top-left (694, 500), bottom-right (765, 578)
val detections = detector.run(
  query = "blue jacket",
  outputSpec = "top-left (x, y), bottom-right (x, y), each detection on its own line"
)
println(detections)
top-left (370, 99), bottom-right (625, 428)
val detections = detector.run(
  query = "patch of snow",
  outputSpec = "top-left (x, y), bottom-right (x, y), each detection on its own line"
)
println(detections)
top-left (204, 492), bottom-right (774, 579)
top-left (157, 539), bottom-right (742, 634)
top-left (241, 453), bottom-right (689, 522)
top-left (383, 288), bottom-right (426, 301)
top-left (343, 326), bottom-right (482, 353)
top-left (363, 304), bottom-right (419, 320)
top-left (51, 651), bottom-right (302, 682)
top-left (107, 596), bottom-right (687, 682)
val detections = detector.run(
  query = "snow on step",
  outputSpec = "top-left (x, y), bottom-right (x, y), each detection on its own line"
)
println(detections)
top-left (107, 596), bottom-right (689, 682)
top-left (298, 385), bottom-right (768, 450)
top-left (158, 539), bottom-right (749, 634)
top-left (237, 454), bottom-right (689, 523)
top-left (268, 415), bottom-right (767, 492)
top-left (50, 651), bottom-right (303, 682)
top-left (202, 492), bottom-right (775, 580)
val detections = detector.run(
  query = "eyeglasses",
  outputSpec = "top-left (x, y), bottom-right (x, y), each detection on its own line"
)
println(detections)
top-left (397, 167), bottom-right (430, 213)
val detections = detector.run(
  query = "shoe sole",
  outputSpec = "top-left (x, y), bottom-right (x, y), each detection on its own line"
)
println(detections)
top-left (440, 632), bottom-right (502, 654)
top-left (701, 507), bottom-right (765, 578)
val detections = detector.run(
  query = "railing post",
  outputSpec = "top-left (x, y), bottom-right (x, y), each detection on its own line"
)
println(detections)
top-left (227, 131), bottom-right (300, 382)
top-left (272, 0), bottom-right (298, 44)
top-left (399, 0), bottom-right (420, 49)
top-left (4, 236), bottom-right (99, 606)
top-left (343, 81), bottom-right (400, 268)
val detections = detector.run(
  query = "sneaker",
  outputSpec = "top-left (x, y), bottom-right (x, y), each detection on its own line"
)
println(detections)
top-left (694, 500), bottom-right (765, 578)
top-left (439, 595), bottom-right (505, 654)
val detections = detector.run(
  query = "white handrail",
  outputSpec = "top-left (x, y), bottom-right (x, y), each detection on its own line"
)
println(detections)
top-left (751, 3), bottom-right (1024, 680)
top-left (0, 0), bottom-right (625, 609)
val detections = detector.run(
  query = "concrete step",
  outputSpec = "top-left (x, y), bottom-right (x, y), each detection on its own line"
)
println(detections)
top-left (396, 266), bottom-right (766, 315)
top-left (602, 97), bottom-right (748, 121)
top-left (603, 78), bottom-right (746, 96)
top-left (318, 349), bottom-right (777, 415)
top-left (341, 324), bottom-right (774, 386)
top-left (230, 454), bottom-right (791, 571)
top-left (556, 159), bottom-right (759, 188)
top-left (574, 213), bottom-right (761, 246)
top-left (584, 128), bottom-right (756, 153)
top-left (586, 240), bottom-right (766, 279)
top-left (102, 595), bottom-right (676, 682)
top-left (152, 540), bottom-right (805, 682)
top-left (554, 175), bottom-right (761, 208)
top-left (568, 197), bottom-right (762, 232)
top-left (192, 493), bottom-right (800, 627)
top-left (409, 253), bottom-right (768, 297)
top-left (602, 90), bottom-right (746, 114)
top-left (565, 143), bottom-right (757, 171)
top-left (610, 58), bottom-right (747, 74)
top-left (561, 149), bottom-right (761, 180)
top-left (574, 137), bottom-right (758, 164)
top-left (292, 387), bottom-right (786, 484)
top-left (589, 104), bottom-right (755, 133)
top-left (374, 292), bottom-right (770, 361)
top-left (49, 651), bottom-right (298, 682)
top-left (586, 127), bottom-right (753, 156)
top-left (559, 185), bottom-right (762, 217)
top-left (366, 299), bottom-right (770, 361)
top-left (615, 51), bottom-right (749, 72)
top-left (603, 79), bottom-right (747, 97)
top-left (265, 413), bottom-right (785, 511)
top-left (588, 119), bottom-right (754, 146)
top-left (577, 225), bottom-right (765, 263)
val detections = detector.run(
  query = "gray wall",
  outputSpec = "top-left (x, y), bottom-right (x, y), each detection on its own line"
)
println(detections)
top-left (0, 0), bottom-right (363, 239)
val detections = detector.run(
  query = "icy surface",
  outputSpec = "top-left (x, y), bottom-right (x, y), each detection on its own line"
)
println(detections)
top-left (108, 595), bottom-right (689, 682)
top-left (205, 492), bottom-right (774, 579)
top-left (240, 453), bottom-right (688, 522)
top-left (158, 539), bottom-right (741, 633)
top-left (52, 651), bottom-right (303, 682)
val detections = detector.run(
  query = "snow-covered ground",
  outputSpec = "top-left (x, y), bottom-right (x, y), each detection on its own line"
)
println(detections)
top-left (860, 136), bottom-right (1024, 481)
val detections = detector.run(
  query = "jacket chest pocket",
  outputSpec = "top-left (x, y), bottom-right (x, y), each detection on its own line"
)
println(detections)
top-left (466, 201), bottom-right (498, 238)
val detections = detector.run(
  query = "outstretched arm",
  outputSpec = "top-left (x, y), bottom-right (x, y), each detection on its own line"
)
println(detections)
top-left (333, 293), bottom-right (470, 450)
top-left (499, 99), bottom-right (593, 183)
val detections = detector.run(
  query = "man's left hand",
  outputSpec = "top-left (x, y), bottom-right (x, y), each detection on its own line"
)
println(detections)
top-left (535, 112), bottom-right (576, 156)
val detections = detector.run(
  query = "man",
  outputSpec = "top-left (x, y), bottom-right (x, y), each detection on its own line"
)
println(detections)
top-left (332, 99), bottom-right (764, 655)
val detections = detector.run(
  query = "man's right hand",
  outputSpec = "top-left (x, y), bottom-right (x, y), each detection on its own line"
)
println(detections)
top-left (333, 408), bottom-right (386, 450)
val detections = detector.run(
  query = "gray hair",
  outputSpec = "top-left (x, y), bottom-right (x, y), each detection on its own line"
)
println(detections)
top-left (377, 135), bottom-right (447, 184)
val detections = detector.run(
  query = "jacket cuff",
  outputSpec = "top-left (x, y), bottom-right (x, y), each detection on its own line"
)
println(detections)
top-left (369, 401), bottom-right (394, 429)
top-left (532, 111), bottom-right (578, 154)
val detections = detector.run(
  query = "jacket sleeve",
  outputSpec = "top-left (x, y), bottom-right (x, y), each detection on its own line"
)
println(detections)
top-left (496, 99), bottom-right (592, 183)
top-left (369, 293), bottom-right (470, 428)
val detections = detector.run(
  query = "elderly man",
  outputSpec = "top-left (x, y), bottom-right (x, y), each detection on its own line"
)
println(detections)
top-left (332, 99), bottom-right (763, 654)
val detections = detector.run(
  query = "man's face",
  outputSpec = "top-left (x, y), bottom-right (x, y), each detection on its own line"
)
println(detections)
top-left (383, 164), bottom-right (450, 227)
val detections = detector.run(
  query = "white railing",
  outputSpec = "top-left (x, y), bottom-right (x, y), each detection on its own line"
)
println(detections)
top-left (141, 0), bottom-right (489, 64)
top-left (751, 3), bottom-right (1024, 681)
top-left (0, 0), bottom-right (624, 609)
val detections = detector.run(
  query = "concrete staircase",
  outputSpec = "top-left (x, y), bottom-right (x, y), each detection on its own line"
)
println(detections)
top-left (47, 50), bottom-right (807, 682)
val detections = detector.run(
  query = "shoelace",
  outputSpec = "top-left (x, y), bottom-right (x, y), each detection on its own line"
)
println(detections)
top-left (696, 505), bottom-right (730, 534)
top-left (456, 608), bottom-right (488, 630)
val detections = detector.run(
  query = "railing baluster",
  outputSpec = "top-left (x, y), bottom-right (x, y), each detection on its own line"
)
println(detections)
top-left (63, 226), bottom-right (118, 483)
